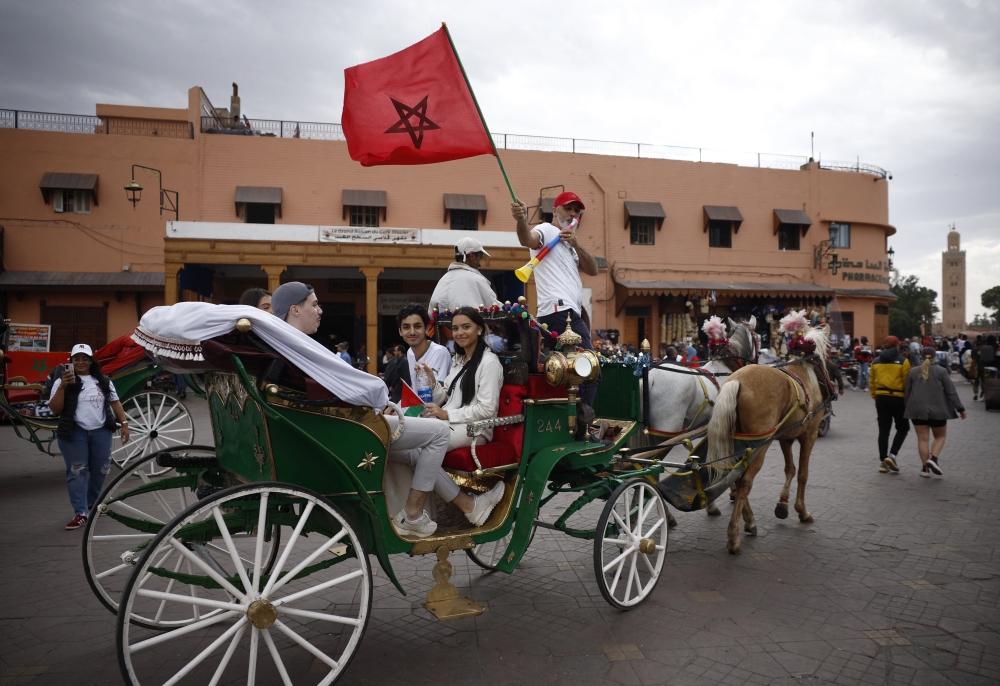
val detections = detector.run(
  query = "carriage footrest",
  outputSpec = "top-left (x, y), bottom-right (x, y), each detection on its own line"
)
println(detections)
top-left (156, 452), bottom-right (219, 469)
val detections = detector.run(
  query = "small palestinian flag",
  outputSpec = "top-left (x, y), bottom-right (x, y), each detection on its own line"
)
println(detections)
top-left (399, 382), bottom-right (425, 417)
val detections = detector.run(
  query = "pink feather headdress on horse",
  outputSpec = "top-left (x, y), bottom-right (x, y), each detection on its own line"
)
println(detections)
top-left (702, 315), bottom-right (729, 351)
top-left (779, 309), bottom-right (815, 354)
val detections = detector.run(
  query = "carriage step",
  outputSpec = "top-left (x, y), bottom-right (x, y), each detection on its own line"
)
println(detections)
top-left (156, 452), bottom-right (219, 469)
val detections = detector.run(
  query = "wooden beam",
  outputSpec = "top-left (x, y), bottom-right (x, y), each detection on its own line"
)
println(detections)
top-left (261, 264), bottom-right (286, 292)
top-left (164, 263), bottom-right (182, 305)
top-left (359, 266), bottom-right (383, 375)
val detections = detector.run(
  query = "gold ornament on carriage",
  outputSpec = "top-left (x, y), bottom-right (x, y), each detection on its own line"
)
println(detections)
top-left (545, 314), bottom-right (600, 388)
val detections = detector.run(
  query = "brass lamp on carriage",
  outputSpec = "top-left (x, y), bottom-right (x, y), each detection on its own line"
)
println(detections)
top-left (544, 313), bottom-right (601, 435)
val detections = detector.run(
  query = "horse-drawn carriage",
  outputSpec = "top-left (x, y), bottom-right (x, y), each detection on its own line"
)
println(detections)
top-left (6, 301), bottom-right (835, 685)
top-left (1, 337), bottom-right (197, 474)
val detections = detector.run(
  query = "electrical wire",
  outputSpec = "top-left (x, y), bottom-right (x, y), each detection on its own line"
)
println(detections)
top-left (0, 218), bottom-right (164, 256)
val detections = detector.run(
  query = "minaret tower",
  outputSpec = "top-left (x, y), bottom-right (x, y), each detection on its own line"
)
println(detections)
top-left (942, 224), bottom-right (966, 334)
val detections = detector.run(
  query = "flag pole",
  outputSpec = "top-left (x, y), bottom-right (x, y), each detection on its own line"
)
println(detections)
top-left (442, 22), bottom-right (518, 204)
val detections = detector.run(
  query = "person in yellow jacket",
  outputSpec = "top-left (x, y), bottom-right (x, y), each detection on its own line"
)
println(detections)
top-left (870, 335), bottom-right (912, 473)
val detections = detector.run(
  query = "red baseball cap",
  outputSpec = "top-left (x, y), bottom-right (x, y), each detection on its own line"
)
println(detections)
top-left (553, 191), bottom-right (585, 210)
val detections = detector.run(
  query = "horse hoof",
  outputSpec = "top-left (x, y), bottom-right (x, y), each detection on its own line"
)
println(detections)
top-left (728, 543), bottom-right (742, 555)
top-left (745, 524), bottom-right (757, 536)
top-left (667, 516), bottom-right (678, 528)
top-left (729, 491), bottom-right (736, 501)
top-left (774, 504), bottom-right (789, 520)
top-left (706, 503), bottom-right (721, 516)
top-left (800, 514), bottom-right (814, 523)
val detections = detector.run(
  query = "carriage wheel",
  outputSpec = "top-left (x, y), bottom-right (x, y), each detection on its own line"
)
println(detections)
top-left (117, 483), bottom-right (371, 686)
top-left (111, 392), bottom-right (195, 476)
top-left (466, 518), bottom-right (536, 571)
top-left (84, 448), bottom-right (280, 629)
top-left (593, 478), bottom-right (668, 610)
top-left (817, 415), bottom-right (830, 437)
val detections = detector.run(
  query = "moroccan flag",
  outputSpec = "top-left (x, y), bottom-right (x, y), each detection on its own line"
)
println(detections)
top-left (342, 27), bottom-right (496, 167)
top-left (399, 381), bottom-right (426, 417)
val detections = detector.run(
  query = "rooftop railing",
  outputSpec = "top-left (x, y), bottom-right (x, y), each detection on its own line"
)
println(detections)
top-left (0, 109), bottom-right (194, 139)
top-left (0, 107), bottom-right (887, 177)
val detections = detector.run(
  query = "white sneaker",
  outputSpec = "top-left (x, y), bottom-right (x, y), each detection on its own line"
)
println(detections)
top-left (395, 510), bottom-right (437, 538)
top-left (466, 481), bottom-right (506, 527)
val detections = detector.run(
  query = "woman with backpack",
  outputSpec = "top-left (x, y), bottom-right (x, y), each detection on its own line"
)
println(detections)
top-left (904, 346), bottom-right (966, 477)
top-left (48, 344), bottom-right (131, 529)
top-left (974, 335), bottom-right (997, 403)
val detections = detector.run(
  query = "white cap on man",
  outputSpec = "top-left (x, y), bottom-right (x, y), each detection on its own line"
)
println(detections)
top-left (455, 237), bottom-right (491, 261)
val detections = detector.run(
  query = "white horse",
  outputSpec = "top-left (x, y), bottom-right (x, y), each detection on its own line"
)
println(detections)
top-left (645, 317), bottom-right (759, 520)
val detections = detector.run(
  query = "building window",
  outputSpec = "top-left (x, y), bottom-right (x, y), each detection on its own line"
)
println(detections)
top-left (708, 220), bottom-right (732, 248)
top-left (350, 206), bottom-right (380, 228)
top-left (629, 216), bottom-right (655, 245)
top-left (829, 222), bottom-right (851, 248)
top-left (53, 189), bottom-right (90, 214)
top-left (450, 209), bottom-right (478, 231)
top-left (244, 202), bottom-right (275, 224)
top-left (777, 224), bottom-right (800, 250)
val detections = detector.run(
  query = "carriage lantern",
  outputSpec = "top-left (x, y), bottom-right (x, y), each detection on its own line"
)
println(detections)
top-left (124, 180), bottom-right (142, 208)
top-left (545, 314), bottom-right (601, 435)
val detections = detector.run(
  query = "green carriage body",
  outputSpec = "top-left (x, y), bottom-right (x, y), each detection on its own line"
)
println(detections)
top-left (202, 349), bottom-right (646, 587)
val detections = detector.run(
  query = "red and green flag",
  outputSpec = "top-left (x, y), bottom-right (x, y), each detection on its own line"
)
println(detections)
top-left (398, 381), bottom-right (426, 417)
top-left (341, 25), bottom-right (517, 202)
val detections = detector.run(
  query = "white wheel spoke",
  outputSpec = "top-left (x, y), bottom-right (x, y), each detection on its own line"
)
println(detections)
top-left (247, 627), bottom-right (260, 686)
top-left (141, 547), bottom-right (177, 591)
top-left (643, 517), bottom-right (665, 538)
top-left (273, 568), bottom-right (364, 607)
top-left (261, 501), bottom-right (315, 598)
top-left (169, 538), bottom-right (246, 600)
top-left (641, 549), bottom-right (657, 576)
top-left (487, 540), bottom-right (500, 566)
top-left (623, 554), bottom-right (637, 602)
top-left (212, 507), bottom-right (254, 597)
top-left (157, 428), bottom-right (195, 434)
top-left (150, 394), bottom-right (168, 430)
top-left (608, 553), bottom-right (625, 594)
top-left (251, 494), bottom-right (269, 594)
top-left (273, 618), bottom-right (339, 670)
top-left (110, 501), bottom-right (164, 525)
top-left (157, 435), bottom-right (189, 447)
top-left (261, 628), bottom-right (294, 686)
top-left (93, 533), bottom-right (154, 541)
top-left (186, 560), bottom-right (200, 621)
top-left (269, 530), bottom-right (347, 596)
top-left (153, 412), bottom-right (191, 433)
top-left (95, 563), bottom-right (130, 580)
top-left (208, 622), bottom-right (247, 686)
top-left (279, 606), bottom-right (361, 626)
top-left (611, 509), bottom-right (632, 536)
top-left (602, 546), bottom-right (634, 574)
top-left (153, 552), bottom-right (183, 622)
top-left (636, 487), bottom-right (645, 530)
top-left (137, 588), bottom-right (245, 613)
top-left (130, 610), bottom-right (238, 653)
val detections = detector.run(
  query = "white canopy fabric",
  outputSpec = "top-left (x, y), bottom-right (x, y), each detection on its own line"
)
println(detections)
top-left (134, 302), bottom-right (388, 410)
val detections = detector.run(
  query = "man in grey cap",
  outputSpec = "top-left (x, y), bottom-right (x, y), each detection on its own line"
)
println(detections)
top-left (428, 236), bottom-right (497, 313)
top-left (271, 282), bottom-right (323, 335)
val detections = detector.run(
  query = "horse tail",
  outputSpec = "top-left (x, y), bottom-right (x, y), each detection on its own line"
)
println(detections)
top-left (707, 379), bottom-right (740, 473)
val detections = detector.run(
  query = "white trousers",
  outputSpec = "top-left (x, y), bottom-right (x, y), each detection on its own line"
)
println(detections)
top-left (383, 415), bottom-right (460, 502)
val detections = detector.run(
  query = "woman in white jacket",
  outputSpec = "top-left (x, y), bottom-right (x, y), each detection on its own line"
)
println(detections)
top-left (419, 307), bottom-right (504, 451)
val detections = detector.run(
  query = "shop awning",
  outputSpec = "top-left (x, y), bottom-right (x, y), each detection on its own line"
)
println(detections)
top-left (835, 287), bottom-right (897, 301)
top-left (0, 270), bottom-right (165, 291)
top-left (343, 189), bottom-right (388, 221)
top-left (703, 205), bottom-right (743, 232)
top-left (614, 278), bottom-right (835, 315)
top-left (773, 208), bottom-right (812, 235)
top-left (443, 193), bottom-right (488, 222)
top-left (39, 172), bottom-right (99, 206)
top-left (235, 186), bottom-right (282, 218)
top-left (624, 201), bottom-right (666, 231)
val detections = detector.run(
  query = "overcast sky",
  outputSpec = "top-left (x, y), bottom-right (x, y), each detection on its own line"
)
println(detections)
top-left (2, 0), bottom-right (997, 319)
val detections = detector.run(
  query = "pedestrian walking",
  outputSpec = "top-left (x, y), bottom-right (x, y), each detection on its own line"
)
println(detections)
top-left (869, 336), bottom-right (911, 473)
top-left (47, 343), bottom-right (131, 529)
top-left (905, 346), bottom-right (967, 477)
top-left (854, 336), bottom-right (872, 391)
top-left (973, 335), bottom-right (997, 402)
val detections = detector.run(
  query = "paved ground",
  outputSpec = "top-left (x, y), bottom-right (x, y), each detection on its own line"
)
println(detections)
top-left (2, 377), bottom-right (999, 686)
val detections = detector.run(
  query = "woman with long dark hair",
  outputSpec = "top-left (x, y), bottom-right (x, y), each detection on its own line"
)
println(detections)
top-left (904, 346), bottom-right (966, 477)
top-left (419, 307), bottom-right (504, 451)
top-left (48, 344), bottom-right (131, 529)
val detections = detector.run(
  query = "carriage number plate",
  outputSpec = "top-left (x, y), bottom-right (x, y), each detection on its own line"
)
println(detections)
top-left (537, 418), bottom-right (561, 433)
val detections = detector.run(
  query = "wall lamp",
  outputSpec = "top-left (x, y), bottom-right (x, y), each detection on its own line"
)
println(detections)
top-left (125, 164), bottom-right (179, 220)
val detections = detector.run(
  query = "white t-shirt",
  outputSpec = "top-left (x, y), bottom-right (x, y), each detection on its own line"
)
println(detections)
top-left (428, 262), bottom-right (497, 313)
top-left (407, 341), bottom-right (453, 389)
top-left (530, 223), bottom-right (582, 315)
top-left (50, 375), bottom-right (119, 431)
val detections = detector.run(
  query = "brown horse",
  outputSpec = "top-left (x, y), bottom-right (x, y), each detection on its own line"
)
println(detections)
top-left (705, 326), bottom-right (829, 554)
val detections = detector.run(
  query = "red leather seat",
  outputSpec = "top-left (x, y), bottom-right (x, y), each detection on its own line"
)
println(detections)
top-left (5, 388), bottom-right (42, 404)
top-left (443, 383), bottom-right (528, 472)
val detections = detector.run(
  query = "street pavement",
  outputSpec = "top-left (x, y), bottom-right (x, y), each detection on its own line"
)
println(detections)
top-left (2, 376), bottom-right (999, 686)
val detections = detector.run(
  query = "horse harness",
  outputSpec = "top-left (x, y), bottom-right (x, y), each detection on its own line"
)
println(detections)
top-left (644, 353), bottom-right (747, 438)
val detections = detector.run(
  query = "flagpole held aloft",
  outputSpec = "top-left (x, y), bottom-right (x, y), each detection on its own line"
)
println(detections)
top-left (441, 22), bottom-right (519, 204)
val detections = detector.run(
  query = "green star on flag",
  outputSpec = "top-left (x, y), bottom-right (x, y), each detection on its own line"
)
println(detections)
top-left (30, 358), bottom-right (52, 376)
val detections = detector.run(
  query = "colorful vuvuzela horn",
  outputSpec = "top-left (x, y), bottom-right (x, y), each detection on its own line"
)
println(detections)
top-left (515, 217), bottom-right (578, 282)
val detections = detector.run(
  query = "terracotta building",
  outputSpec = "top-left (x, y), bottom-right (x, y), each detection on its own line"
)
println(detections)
top-left (0, 86), bottom-right (896, 370)
top-left (941, 227), bottom-right (966, 335)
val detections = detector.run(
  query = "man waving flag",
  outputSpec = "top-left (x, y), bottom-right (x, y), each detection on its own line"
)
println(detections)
top-left (342, 25), bottom-right (517, 202)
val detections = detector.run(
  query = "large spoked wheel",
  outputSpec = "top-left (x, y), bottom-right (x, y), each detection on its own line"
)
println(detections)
top-left (85, 447), bottom-right (282, 629)
top-left (112, 392), bottom-right (195, 476)
top-left (467, 505), bottom-right (537, 571)
top-left (594, 478), bottom-right (668, 610)
top-left (117, 483), bottom-right (371, 686)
